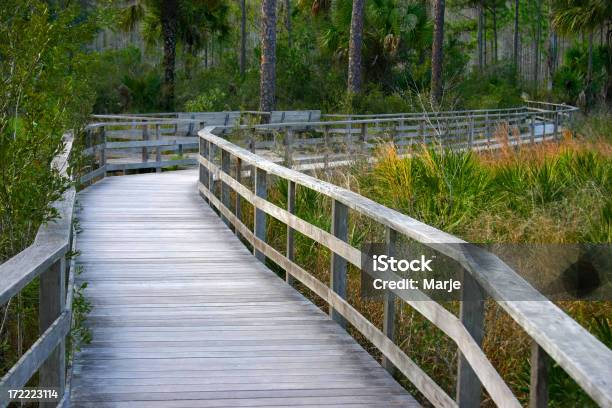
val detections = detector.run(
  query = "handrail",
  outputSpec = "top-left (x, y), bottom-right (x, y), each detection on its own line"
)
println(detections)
top-left (198, 124), bottom-right (611, 408)
top-left (79, 102), bottom-right (578, 184)
top-left (0, 133), bottom-right (77, 407)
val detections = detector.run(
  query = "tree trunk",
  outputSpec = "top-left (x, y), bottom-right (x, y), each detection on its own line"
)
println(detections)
top-left (259, 0), bottom-right (277, 112)
top-left (240, 0), bottom-right (246, 76)
top-left (513, 0), bottom-right (519, 71)
top-left (285, 0), bottom-right (292, 48)
top-left (492, 6), bottom-right (498, 63)
top-left (483, 10), bottom-right (487, 66)
top-left (431, 0), bottom-right (445, 105)
top-left (347, 0), bottom-right (365, 94)
top-left (586, 31), bottom-right (594, 105)
top-left (160, 0), bottom-right (178, 110)
top-left (205, 40), bottom-right (208, 68)
top-left (547, 26), bottom-right (557, 94)
top-left (478, 4), bottom-right (484, 71)
top-left (534, 0), bottom-right (541, 86)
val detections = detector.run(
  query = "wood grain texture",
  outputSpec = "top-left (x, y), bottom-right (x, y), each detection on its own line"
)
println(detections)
top-left (70, 170), bottom-right (418, 407)
top-left (200, 126), bottom-right (612, 408)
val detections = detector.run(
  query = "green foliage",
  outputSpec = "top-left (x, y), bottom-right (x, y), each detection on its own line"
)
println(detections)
top-left (359, 141), bottom-right (610, 243)
top-left (0, 0), bottom-right (101, 375)
top-left (455, 64), bottom-right (524, 109)
top-left (89, 47), bottom-right (163, 113)
top-left (553, 42), bottom-right (609, 104)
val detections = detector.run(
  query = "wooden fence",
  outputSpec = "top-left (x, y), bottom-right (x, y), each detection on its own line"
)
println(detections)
top-left (79, 104), bottom-right (578, 184)
top-left (0, 135), bottom-right (77, 408)
top-left (197, 122), bottom-right (611, 408)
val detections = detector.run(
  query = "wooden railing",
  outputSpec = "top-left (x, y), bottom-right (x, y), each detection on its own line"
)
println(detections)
top-left (82, 104), bottom-right (578, 182)
top-left (197, 123), bottom-right (611, 408)
top-left (0, 135), bottom-right (77, 408)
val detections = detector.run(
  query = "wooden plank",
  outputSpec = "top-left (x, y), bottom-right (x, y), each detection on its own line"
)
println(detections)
top-left (529, 342), bottom-right (549, 408)
top-left (254, 167), bottom-right (267, 262)
top-left (0, 312), bottom-right (70, 406)
top-left (71, 169), bottom-right (416, 408)
top-left (39, 258), bottom-right (66, 406)
top-left (200, 127), bottom-right (612, 408)
top-left (456, 271), bottom-right (485, 407)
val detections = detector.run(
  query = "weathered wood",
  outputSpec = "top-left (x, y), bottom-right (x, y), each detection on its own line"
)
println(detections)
top-left (39, 258), bottom-right (66, 406)
top-left (221, 150), bottom-right (231, 227)
top-left (152, 124), bottom-right (161, 173)
top-left (141, 125), bottom-right (149, 163)
top-left (71, 169), bottom-right (416, 408)
top-left (199, 185), bottom-right (449, 407)
top-left (529, 342), bottom-right (549, 408)
top-left (330, 199), bottom-right (348, 328)
top-left (200, 127), bottom-right (612, 408)
top-left (254, 167), bottom-right (268, 263)
top-left (0, 312), bottom-right (70, 407)
top-left (382, 226), bottom-right (396, 373)
top-left (456, 270), bottom-right (485, 407)
top-left (286, 180), bottom-right (296, 286)
top-left (235, 157), bottom-right (242, 227)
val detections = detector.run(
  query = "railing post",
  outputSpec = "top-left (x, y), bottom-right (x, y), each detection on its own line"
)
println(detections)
top-left (221, 149), bottom-right (231, 227)
top-left (142, 124), bottom-right (149, 163)
top-left (286, 180), bottom-right (296, 286)
top-left (254, 167), bottom-right (267, 262)
top-left (456, 270), bottom-right (484, 407)
top-left (155, 124), bottom-right (161, 172)
top-left (346, 116), bottom-right (353, 155)
top-left (529, 342), bottom-right (550, 408)
top-left (360, 123), bottom-right (367, 153)
top-left (208, 141), bottom-right (215, 197)
top-left (530, 114), bottom-right (536, 144)
top-left (382, 226), bottom-right (397, 373)
top-left (284, 129), bottom-right (293, 168)
top-left (235, 157), bottom-right (242, 224)
top-left (100, 126), bottom-right (106, 176)
top-left (38, 257), bottom-right (66, 407)
top-left (468, 115), bottom-right (474, 150)
top-left (330, 199), bottom-right (348, 328)
top-left (485, 113), bottom-right (491, 146)
top-left (178, 120), bottom-right (185, 157)
top-left (199, 138), bottom-right (210, 203)
top-left (553, 110), bottom-right (559, 141)
top-left (418, 120), bottom-right (425, 145)
top-left (323, 125), bottom-right (330, 170)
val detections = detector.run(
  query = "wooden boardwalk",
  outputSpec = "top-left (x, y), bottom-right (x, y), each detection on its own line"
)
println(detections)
top-left (70, 169), bottom-right (418, 407)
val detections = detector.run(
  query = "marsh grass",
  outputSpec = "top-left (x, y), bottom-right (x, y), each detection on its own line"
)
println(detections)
top-left (259, 124), bottom-right (611, 406)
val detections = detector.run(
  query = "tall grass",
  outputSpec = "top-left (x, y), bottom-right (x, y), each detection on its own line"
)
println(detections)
top-left (262, 129), bottom-right (610, 406)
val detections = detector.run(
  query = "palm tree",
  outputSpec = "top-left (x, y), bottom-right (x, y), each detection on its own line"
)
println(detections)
top-left (552, 0), bottom-right (612, 104)
top-left (513, 0), bottom-right (519, 72)
top-left (347, 0), bottom-right (365, 94)
top-left (431, 0), bottom-right (445, 105)
top-left (240, 0), bottom-right (246, 77)
top-left (121, 0), bottom-right (228, 110)
top-left (260, 0), bottom-right (277, 112)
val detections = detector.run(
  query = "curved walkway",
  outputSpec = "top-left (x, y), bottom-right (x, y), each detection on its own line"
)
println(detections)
top-left (70, 169), bottom-right (418, 407)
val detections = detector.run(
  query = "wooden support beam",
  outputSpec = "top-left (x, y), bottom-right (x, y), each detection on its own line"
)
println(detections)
top-left (286, 180), bottom-right (296, 285)
top-left (141, 125), bottom-right (149, 163)
top-left (155, 124), bottom-right (161, 173)
top-left (254, 167), bottom-right (267, 263)
top-left (221, 149), bottom-right (231, 227)
top-left (330, 199), bottom-right (348, 328)
top-left (382, 226), bottom-right (397, 373)
top-left (529, 342), bottom-right (549, 408)
top-left (456, 270), bottom-right (485, 407)
top-left (38, 258), bottom-right (66, 408)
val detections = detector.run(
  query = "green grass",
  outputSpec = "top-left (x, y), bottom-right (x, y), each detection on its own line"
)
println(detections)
top-left (261, 127), bottom-right (611, 406)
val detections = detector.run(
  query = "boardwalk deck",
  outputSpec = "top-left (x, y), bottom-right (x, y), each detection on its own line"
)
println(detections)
top-left (70, 169), bottom-right (418, 407)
